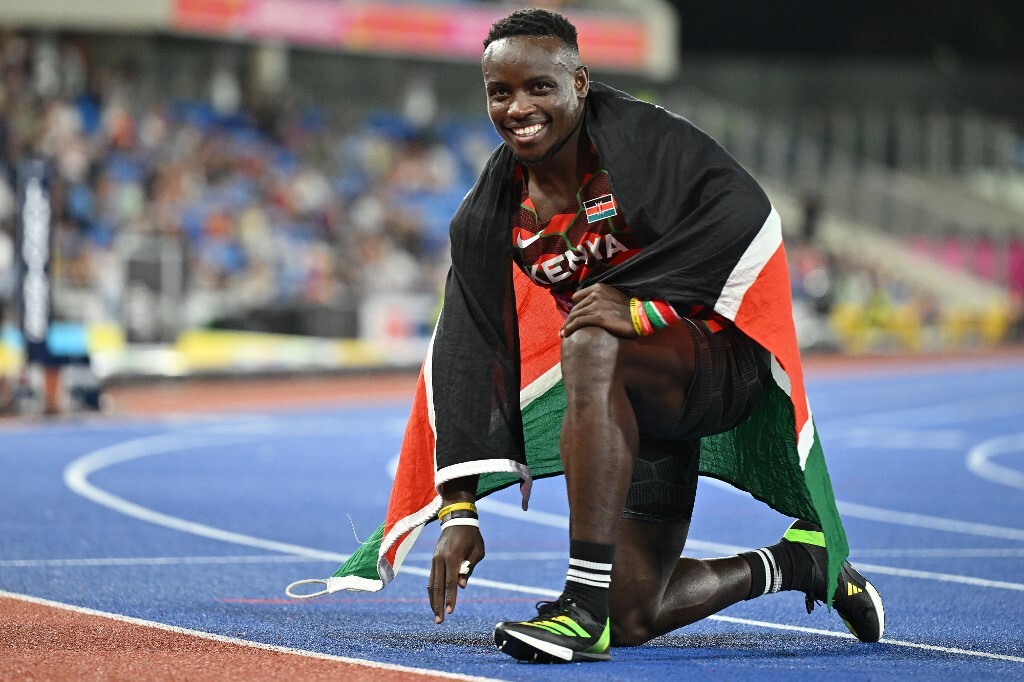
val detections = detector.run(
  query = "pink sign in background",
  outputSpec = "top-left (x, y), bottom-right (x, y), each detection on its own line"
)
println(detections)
top-left (173, 0), bottom-right (649, 72)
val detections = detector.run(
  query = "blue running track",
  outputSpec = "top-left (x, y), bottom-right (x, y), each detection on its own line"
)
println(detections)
top-left (2, 358), bottom-right (1023, 679)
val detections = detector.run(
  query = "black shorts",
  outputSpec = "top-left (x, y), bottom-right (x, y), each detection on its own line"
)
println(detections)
top-left (622, 319), bottom-right (770, 524)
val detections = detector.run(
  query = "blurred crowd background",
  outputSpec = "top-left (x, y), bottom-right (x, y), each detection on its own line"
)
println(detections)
top-left (0, 0), bottom-right (1022, 412)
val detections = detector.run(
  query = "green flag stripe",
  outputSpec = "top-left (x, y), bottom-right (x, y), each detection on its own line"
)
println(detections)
top-left (331, 524), bottom-right (383, 580)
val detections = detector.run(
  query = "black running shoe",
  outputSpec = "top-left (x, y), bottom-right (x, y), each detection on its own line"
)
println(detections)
top-left (783, 520), bottom-right (886, 643)
top-left (493, 597), bottom-right (611, 663)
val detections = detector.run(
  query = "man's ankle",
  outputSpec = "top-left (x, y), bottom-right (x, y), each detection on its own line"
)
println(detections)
top-left (562, 539), bottom-right (615, 621)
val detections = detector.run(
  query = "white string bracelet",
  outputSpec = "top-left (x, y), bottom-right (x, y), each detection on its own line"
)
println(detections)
top-left (441, 517), bottom-right (480, 529)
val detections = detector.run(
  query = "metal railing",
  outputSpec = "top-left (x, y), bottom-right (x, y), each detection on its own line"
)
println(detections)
top-left (669, 92), bottom-right (1024, 240)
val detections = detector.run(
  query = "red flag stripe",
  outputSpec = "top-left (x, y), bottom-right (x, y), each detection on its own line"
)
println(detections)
top-left (713, 206), bottom-right (814, 457)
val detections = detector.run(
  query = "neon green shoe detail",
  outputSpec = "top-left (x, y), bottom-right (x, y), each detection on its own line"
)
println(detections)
top-left (584, 619), bottom-right (611, 654)
top-left (783, 527), bottom-right (826, 547)
top-left (494, 598), bottom-right (611, 663)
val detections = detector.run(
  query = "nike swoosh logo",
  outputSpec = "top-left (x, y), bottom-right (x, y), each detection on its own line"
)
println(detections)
top-left (517, 233), bottom-right (542, 249)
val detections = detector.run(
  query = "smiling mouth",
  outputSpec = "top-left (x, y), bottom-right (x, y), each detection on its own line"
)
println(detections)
top-left (510, 123), bottom-right (545, 139)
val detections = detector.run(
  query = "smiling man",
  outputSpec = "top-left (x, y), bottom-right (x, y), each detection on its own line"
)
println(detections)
top-left (424, 8), bottom-right (884, 664)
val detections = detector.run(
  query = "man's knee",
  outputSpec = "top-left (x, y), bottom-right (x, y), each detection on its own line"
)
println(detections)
top-left (560, 327), bottom-right (621, 388)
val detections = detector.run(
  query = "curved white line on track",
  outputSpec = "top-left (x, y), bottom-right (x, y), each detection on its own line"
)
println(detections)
top-left (63, 430), bottom-right (347, 563)
top-left (62, 426), bottom-right (1024, 665)
top-left (967, 432), bottom-right (1024, 492)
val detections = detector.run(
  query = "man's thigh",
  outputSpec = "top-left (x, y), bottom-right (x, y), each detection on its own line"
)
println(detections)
top-left (621, 320), bottom-right (768, 440)
top-left (618, 322), bottom-right (697, 437)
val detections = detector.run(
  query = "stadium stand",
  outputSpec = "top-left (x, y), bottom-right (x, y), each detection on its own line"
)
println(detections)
top-left (0, 4), bottom-right (1021, 412)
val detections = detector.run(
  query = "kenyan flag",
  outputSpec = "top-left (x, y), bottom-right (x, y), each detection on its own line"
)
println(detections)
top-left (289, 208), bottom-right (848, 604)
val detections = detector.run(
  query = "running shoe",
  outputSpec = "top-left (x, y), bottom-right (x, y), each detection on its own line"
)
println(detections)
top-left (493, 597), bottom-right (611, 663)
top-left (783, 519), bottom-right (886, 643)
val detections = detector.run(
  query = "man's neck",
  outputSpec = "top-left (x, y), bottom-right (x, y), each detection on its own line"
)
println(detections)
top-left (524, 130), bottom-right (591, 198)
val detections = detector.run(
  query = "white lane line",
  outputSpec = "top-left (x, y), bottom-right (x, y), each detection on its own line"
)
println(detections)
top-left (712, 616), bottom-right (1024, 664)
top-left (699, 477), bottom-right (1024, 543)
top-left (852, 563), bottom-right (1024, 592)
top-left (404, 551), bottom-right (567, 562)
top-left (836, 501), bottom-right (1024, 542)
top-left (0, 552), bottom-right (571, 569)
top-left (16, 548), bottom-right (1022, 569)
top-left (478, 498), bottom-right (1024, 592)
top-left (967, 433), bottom-right (1024, 492)
top-left (834, 428), bottom-right (968, 450)
top-left (0, 590), bottom-right (501, 682)
top-left (61, 427), bottom-right (1024, 664)
top-left (477, 498), bottom-right (567, 528)
top-left (0, 555), bottom-right (324, 568)
top-left (826, 391), bottom-right (1024, 429)
top-left (851, 548), bottom-right (1024, 559)
top-left (371, 564), bottom-right (1024, 663)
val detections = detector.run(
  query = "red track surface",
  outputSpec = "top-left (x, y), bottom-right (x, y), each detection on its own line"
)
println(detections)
top-left (2, 371), bottom-right (475, 681)
top-left (103, 372), bottom-right (420, 415)
top-left (0, 594), bottom-right (467, 681)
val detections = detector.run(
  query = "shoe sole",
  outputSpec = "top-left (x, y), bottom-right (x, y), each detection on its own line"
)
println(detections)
top-left (493, 626), bottom-right (610, 663)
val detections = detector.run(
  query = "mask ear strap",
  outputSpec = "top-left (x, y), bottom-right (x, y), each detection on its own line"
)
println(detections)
top-left (285, 578), bottom-right (332, 599)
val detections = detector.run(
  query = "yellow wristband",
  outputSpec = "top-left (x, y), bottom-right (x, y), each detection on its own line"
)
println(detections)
top-left (438, 502), bottom-right (477, 521)
top-left (629, 298), bottom-right (645, 336)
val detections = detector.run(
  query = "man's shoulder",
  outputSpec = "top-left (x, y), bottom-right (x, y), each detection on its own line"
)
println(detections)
top-left (587, 82), bottom-right (696, 140)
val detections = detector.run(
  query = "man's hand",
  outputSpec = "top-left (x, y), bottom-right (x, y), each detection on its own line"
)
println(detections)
top-left (428, 524), bottom-right (485, 623)
top-left (561, 283), bottom-right (636, 338)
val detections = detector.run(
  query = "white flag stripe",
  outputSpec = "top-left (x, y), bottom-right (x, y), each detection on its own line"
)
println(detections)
top-left (713, 206), bottom-right (782, 320)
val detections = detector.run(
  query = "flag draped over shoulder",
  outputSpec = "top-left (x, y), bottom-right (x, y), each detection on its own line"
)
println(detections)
top-left (287, 83), bottom-right (849, 603)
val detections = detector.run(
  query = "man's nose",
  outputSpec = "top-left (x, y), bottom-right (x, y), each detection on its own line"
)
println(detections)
top-left (508, 94), bottom-right (535, 118)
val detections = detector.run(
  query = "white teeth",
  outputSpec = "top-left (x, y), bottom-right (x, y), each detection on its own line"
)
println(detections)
top-left (512, 123), bottom-right (544, 137)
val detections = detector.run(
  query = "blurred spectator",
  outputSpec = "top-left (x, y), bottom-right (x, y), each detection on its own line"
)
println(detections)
top-left (0, 31), bottom-right (495, 340)
top-left (0, 30), bottom-right (1015, 354)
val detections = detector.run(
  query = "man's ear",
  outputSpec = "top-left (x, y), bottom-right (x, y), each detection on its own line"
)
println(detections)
top-left (574, 65), bottom-right (590, 98)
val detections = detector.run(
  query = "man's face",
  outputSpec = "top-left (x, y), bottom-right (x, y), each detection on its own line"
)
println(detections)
top-left (481, 36), bottom-right (589, 167)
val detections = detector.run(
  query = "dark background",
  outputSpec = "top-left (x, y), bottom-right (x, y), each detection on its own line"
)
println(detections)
top-left (670, 1), bottom-right (1024, 61)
